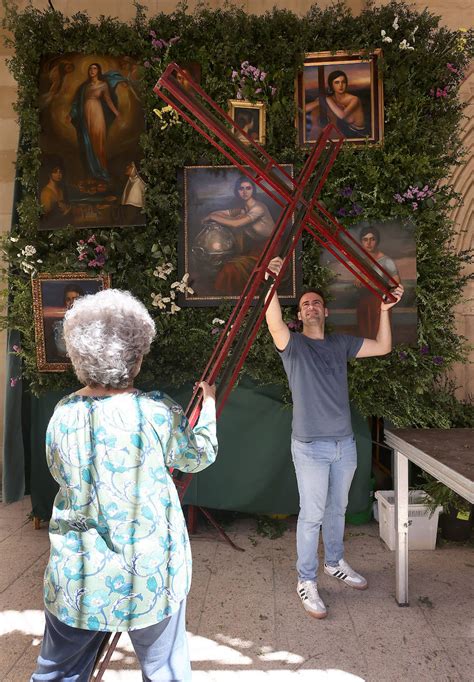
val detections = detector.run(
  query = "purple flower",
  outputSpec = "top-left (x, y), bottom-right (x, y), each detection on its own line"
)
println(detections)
top-left (231, 70), bottom-right (238, 80)
top-left (394, 193), bottom-right (404, 203)
top-left (339, 186), bottom-right (353, 198)
top-left (337, 207), bottom-right (348, 217)
top-left (149, 30), bottom-right (156, 38)
top-left (260, 72), bottom-right (266, 81)
top-left (10, 377), bottom-right (18, 388)
top-left (144, 61), bottom-right (151, 68)
top-left (398, 351), bottom-right (408, 361)
top-left (420, 344), bottom-right (430, 355)
top-left (433, 356), bottom-right (444, 366)
top-left (255, 88), bottom-right (262, 94)
top-left (351, 204), bottom-right (363, 216)
top-left (12, 344), bottom-right (21, 353)
top-left (211, 327), bottom-right (221, 335)
top-left (270, 87), bottom-right (277, 97)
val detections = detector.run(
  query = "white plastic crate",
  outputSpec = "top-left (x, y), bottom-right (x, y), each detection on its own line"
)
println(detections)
top-left (374, 490), bottom-right (443, 550)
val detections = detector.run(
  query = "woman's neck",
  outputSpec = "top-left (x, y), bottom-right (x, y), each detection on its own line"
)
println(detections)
top-left (76, 384), bottom-right (136, 397)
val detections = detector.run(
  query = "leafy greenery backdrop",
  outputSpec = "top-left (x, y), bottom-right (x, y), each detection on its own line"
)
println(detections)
top-left (2, 0), bottom-right (473, 427)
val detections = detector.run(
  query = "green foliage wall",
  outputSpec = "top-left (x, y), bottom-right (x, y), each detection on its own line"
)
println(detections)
top-left (2, 1), bottom-right (473, 427)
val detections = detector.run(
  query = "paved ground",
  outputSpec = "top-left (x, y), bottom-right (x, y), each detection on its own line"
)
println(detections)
top-left (0, 496), bottom-right (473, 681)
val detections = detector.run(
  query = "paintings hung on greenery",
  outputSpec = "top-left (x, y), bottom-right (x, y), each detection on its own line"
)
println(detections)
top-left (180, 165), bottom-right (299, 306)
top-left (32, 272), bottom-right (111, 371)
top-left (296, 51), bottom-right (384, 146)
top-left (228, 99), bottom-right (266, 146)
top-left (320, 219), bottom-right (417, 345)
top-left (38, 53), bottom-right (145, 230)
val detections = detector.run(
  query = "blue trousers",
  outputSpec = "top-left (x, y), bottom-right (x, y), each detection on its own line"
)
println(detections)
top-left (291, 436), bottom-right (357, 582)
top-left (31, 599), bottom-right (191, 682)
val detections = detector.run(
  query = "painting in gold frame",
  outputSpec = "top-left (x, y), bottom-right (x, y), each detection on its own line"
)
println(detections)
top-left (295, 50), bottom-right (384, 146)
top-left (32, 272), bottom-right (111, 372)
top-left (228, 99), bottom-right (266, 146)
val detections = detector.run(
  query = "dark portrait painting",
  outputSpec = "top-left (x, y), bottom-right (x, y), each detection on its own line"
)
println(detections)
top-left (296, 51), bottom-right (384, 146)
top-left (38, 53), bottom-right (145, 230)
top-left (320, 219), bottom-right (417, 345)
top-left (32, 273), bottom-right (111, 371)
top-left (228, 100), bottom-right (266, 145)
top-left (180, 165), bottom-right (298, 306)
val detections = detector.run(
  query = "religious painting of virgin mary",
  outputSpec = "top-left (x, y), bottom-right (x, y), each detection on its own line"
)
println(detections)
top-left (38, 54), bottom-right (145, 230)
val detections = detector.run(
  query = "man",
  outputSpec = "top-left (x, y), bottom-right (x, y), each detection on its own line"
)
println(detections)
top-left (265, 257), bottom-right (403, 619)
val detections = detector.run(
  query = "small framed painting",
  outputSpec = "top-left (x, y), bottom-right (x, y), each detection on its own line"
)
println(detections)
top-left (228, 100), bottom-right (266, 145)
top-left (295, 50), bottom-right (384, 146)
top-left (32, 272), bottom-right (111, 371)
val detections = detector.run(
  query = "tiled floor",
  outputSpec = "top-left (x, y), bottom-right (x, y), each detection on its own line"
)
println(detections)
top-left (1, 496), bottom-right (472, 681)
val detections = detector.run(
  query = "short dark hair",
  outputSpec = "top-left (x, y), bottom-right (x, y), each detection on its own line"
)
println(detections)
top-left (359, 225), bottom-right (380, 246)
top-left (327, 70), bottom-right (348, 95)
top-left (297, 288), bottom-right (326, 311)
top-left (63, 283), bottom-right (84, 304)
top-left (233, 176), bottom-right (256, 199)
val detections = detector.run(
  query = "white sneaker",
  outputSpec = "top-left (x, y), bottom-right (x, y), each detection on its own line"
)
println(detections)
top-left (296, 580), bottom-right (327, 619)
top-left (324, 559), bottom-right (368, 590)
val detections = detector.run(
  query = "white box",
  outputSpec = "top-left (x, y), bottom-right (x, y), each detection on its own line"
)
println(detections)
top-left (374, 490), bottom-right (443, 551)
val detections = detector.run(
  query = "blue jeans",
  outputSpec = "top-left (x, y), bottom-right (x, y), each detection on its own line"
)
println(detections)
top-left (31, 599), bottom-right (191, 682)
top-left (291, 436), bottom-right (357, 582)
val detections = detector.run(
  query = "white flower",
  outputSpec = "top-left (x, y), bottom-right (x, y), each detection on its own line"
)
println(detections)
top-left (153, 262), bottom-right (174, 280)
top-left (212, 318), bottom-right (225, 325)
top-left (170, 273), bottom-right (194, 294)
top-left (10, 236), bottom-right (19, 242)
top-left (169, 302), bottom-right (181, 314)
top-left (381, 30), bottom-right (393, 43)
top-left (22, 245), bottom-right (36, 257)
top-left (151, 293), bottom-right (167, 309)
top-left (392, 16), bottom-right (399, 30)
top-left (399, 39), bottom-right (414, 50)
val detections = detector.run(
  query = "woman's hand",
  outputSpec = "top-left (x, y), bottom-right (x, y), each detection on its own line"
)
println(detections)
top-left (198, 381), bottom-right (216, 402)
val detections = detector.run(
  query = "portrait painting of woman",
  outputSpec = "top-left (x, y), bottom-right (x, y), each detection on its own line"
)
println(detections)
top-left (38, 53), bottom-right (145, 230)
top-left (320, 219), bottom-right (416, 345)
top-left (32, 273), bottom-right (110, 371)
top-left (297, 51), bottom-right (384, 146)
top-left (181, 165), bottom-right (299, 305)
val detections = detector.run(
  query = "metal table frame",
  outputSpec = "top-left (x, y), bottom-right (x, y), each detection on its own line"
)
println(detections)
top-left (384, 429), bottom-right (474, 606)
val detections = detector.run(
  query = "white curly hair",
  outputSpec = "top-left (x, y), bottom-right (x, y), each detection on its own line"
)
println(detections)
top-left (63, 288), bottom-right (156, 388)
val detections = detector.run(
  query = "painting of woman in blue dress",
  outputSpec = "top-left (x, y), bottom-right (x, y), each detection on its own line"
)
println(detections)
top-left (70, 63), bottom-right (122, 182)
top-left (38, 54), bottom-right (145, 230)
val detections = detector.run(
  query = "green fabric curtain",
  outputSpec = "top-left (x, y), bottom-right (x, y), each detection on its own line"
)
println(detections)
top-left (23, 376), bottom-right (372, 520)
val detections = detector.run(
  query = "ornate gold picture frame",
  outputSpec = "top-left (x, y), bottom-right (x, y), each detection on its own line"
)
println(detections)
top-left (228, 99), bottom-right (266, 146)
top-left (295, 50), bottom-right (384, 146)
top-left (32, 272), bottom-right (111, 372)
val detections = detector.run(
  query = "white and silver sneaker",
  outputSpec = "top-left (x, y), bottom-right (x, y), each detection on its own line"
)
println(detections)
top-left (324, 559), bottom-right (368, 590)
top-left (296, 580), bottom-right (327, 619)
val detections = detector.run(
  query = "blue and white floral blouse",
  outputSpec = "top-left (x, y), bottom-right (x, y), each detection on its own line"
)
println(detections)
top-left (43, 390), bottom-right (217, 632)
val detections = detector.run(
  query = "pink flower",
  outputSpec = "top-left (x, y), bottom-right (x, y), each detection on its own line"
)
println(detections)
top-left (95, 245), bottom-right (106, 254)
top-left (87, 235), bottom-right (96, 244)
top-left (10, 377), bottom-right (18, 387)
top-left (12, 344), bottom-right (21, 353)
top-left (446, 63), bottom-right (458, 74)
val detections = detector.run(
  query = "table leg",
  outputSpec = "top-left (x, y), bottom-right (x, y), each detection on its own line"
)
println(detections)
top-left (394, 450), bottom-right (409, 606)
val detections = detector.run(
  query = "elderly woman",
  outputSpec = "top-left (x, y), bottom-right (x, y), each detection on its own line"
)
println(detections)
top-left (31, 289), bottom-right (217, 682)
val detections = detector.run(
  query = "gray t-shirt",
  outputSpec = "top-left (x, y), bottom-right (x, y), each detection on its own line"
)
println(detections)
top-left (279, 332), bottom-right (363, 440)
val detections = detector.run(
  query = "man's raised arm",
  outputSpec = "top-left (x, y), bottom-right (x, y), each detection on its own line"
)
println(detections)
top-left (265, 257), bottom-right (290, 352)
top-left (356, 284), bottom-right (404, 358)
